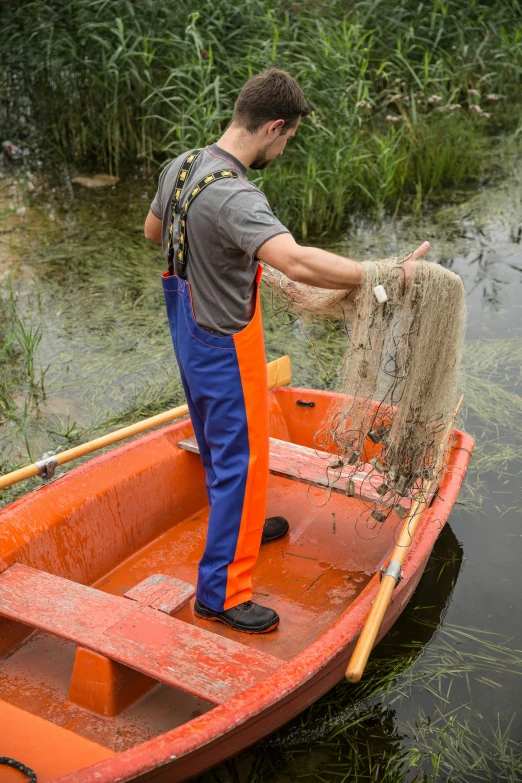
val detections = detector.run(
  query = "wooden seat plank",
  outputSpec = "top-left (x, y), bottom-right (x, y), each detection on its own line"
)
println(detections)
top-left (178, 435), bottom-right (412, 507)
top-left (124, 574), bottom-right (195, 615)
top-left (0, 564), bottom-right (282, 705)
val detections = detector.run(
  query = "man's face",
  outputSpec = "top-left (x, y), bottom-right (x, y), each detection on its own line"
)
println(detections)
top-left (249, 117), bottom-right (301, 170)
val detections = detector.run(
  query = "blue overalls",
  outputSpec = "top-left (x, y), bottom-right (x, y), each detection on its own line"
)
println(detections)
top-left (162, 151), bottom-right (269, 612)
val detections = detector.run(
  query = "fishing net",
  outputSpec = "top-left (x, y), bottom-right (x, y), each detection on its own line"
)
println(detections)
top-left (261, 257), bottom-right (466, 535)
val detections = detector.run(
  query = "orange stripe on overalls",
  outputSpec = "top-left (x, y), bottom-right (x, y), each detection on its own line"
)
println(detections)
top-left (226, 265), bottom-right (269, 609)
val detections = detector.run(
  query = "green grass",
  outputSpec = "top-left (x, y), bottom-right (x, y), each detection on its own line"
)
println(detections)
top-left (0, 275), bottom-right (50, 472)
top-left (0, 277), bottom-right (46, 412)
top-left (405, 713), bottom-right (522, 783)
top-left (2, 0), bottom-right (522, 233)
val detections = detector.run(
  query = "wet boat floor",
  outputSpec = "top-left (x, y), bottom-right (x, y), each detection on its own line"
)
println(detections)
top-left (0, 477), bottom-right (396, 752)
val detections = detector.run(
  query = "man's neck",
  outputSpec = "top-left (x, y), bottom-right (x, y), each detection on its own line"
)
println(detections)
top-left (215, 125), bottom-right (256, 169)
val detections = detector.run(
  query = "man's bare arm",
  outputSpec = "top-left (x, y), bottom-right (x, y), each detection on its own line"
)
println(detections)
top-left (144, 210), bottom-right (163, 243)
top-left (257, 233), bottom-right (430, 290)
top-left (257, 233), bottom-right (362, 288)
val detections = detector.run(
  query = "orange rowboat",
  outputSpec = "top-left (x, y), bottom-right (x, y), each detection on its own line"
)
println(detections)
top-left (0, 364), bottom-right (473, 783)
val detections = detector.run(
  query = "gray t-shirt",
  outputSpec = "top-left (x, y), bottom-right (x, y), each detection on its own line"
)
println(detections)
top-left (151, 144), bottom-right (290, 335)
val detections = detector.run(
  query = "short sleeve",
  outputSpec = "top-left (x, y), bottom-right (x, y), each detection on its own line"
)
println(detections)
top-left (217, 188), bottom-right (291, 261)
top-left (150, 162), bottom-right (173, 219)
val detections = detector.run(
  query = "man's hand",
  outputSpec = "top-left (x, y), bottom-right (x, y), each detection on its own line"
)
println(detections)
top-left (397, 241), bottom-right (430, 291)
top-left (409, 241), bottom-right (431, 261)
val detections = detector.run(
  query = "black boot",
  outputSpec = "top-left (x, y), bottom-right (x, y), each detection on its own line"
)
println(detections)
top-left (194, 599), bottom-right (280, 633)
top-left (261, 516), bottom-right (289, 544)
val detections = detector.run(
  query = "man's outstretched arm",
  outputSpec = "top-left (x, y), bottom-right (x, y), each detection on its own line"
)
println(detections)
top-left (257, 233), bottom-right (430, 290)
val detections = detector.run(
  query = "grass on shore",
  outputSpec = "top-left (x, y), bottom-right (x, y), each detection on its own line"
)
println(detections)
top-left (2, 0), bottom-right (522, 233)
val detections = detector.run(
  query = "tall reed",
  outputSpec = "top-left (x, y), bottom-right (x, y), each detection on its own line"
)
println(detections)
top-left (2, 0), bottom-right (522, 231)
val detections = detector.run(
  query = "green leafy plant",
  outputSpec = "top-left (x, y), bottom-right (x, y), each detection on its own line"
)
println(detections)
top-left (1, 0), bottom-right (521, 230)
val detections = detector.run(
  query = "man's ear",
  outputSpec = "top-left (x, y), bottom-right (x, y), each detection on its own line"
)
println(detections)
top-left (267, 119), bottom-right (286, 138)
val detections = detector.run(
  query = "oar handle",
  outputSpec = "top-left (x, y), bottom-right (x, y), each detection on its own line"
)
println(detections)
top-left (345, 573), bottom-right (397, 683)
top-left (345, 493), bottom-right (428, 683)
top-left (0, 355), bottom-right (292, 492)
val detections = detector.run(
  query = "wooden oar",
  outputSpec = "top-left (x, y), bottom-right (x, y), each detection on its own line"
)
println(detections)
top-left (0, 355), bottom-right (292, 492)
top-left (345, 394), bottom-right (464, 683)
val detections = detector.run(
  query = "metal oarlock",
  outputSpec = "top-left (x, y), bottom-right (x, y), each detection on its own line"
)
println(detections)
top-left (35, 454), bottom-right (58, 481)
top-left (379, 560), bottom-right (403, 586)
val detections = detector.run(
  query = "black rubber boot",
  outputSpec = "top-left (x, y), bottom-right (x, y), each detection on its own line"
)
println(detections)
top-left (194, 600), bottom-right (280, 633)
top-left (261, 516), bottom-right (289, 544)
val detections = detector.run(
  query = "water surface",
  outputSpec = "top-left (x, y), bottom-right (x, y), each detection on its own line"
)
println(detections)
top-left (0, 159), bottom-right (520, 781)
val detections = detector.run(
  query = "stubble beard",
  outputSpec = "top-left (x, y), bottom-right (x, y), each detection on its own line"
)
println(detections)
top-left (249, 144), bottom-right (273, 170)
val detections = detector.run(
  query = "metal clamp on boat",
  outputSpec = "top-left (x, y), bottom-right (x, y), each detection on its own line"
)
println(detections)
top-left (35, 454), bottom-right (58, 481)
top-left (379, 560), bottom-right (403, 586)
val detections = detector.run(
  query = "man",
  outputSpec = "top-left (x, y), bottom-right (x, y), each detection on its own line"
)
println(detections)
top-left (144, 69), bottom-right (429, 634)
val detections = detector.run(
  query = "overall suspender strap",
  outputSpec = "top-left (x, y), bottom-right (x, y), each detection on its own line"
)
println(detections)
top-left (170, 166), bottom-right (240, 278)
top-left (167, 149), bottom-right (202, 275)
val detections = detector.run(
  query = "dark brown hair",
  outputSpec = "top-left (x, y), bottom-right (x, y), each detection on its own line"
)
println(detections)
top-left (232, 69), bottom-right (310, 133)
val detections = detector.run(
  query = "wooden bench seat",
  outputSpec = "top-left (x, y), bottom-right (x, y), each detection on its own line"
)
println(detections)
top-left (178, 435), bottom-right (412, 507)
top-left (124, 573), bottom-right (195, 619)
top-left (0, 564), bottom-right (283, 706)
top-left (69, 573), bottom-right (197, 715)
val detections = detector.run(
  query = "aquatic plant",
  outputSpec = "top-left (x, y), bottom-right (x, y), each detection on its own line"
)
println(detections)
top-left (0, 276), bottom-right (47, 406)
top-left (405, 713), bottom-right (522, 783)
top-left (2, 0), bottom-right (522, 231)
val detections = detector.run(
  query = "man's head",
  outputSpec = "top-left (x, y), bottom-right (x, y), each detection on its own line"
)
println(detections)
top-left (231, 69), bottom-right (310, 170)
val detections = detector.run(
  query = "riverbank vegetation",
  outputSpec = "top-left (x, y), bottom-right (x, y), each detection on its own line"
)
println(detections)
top-left (2, 0), bottom-right (522, 234)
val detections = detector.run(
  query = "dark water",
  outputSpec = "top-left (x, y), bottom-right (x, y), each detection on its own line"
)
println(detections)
top-left (0, 161), bottom-right (521, 781)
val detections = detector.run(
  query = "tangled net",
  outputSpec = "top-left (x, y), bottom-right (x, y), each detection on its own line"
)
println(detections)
top-left (262, 257), bottom-right (466, 537)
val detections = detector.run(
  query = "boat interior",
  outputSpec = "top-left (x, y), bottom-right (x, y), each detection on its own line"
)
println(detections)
top-left (0, 382), bottom-right (429, 780)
